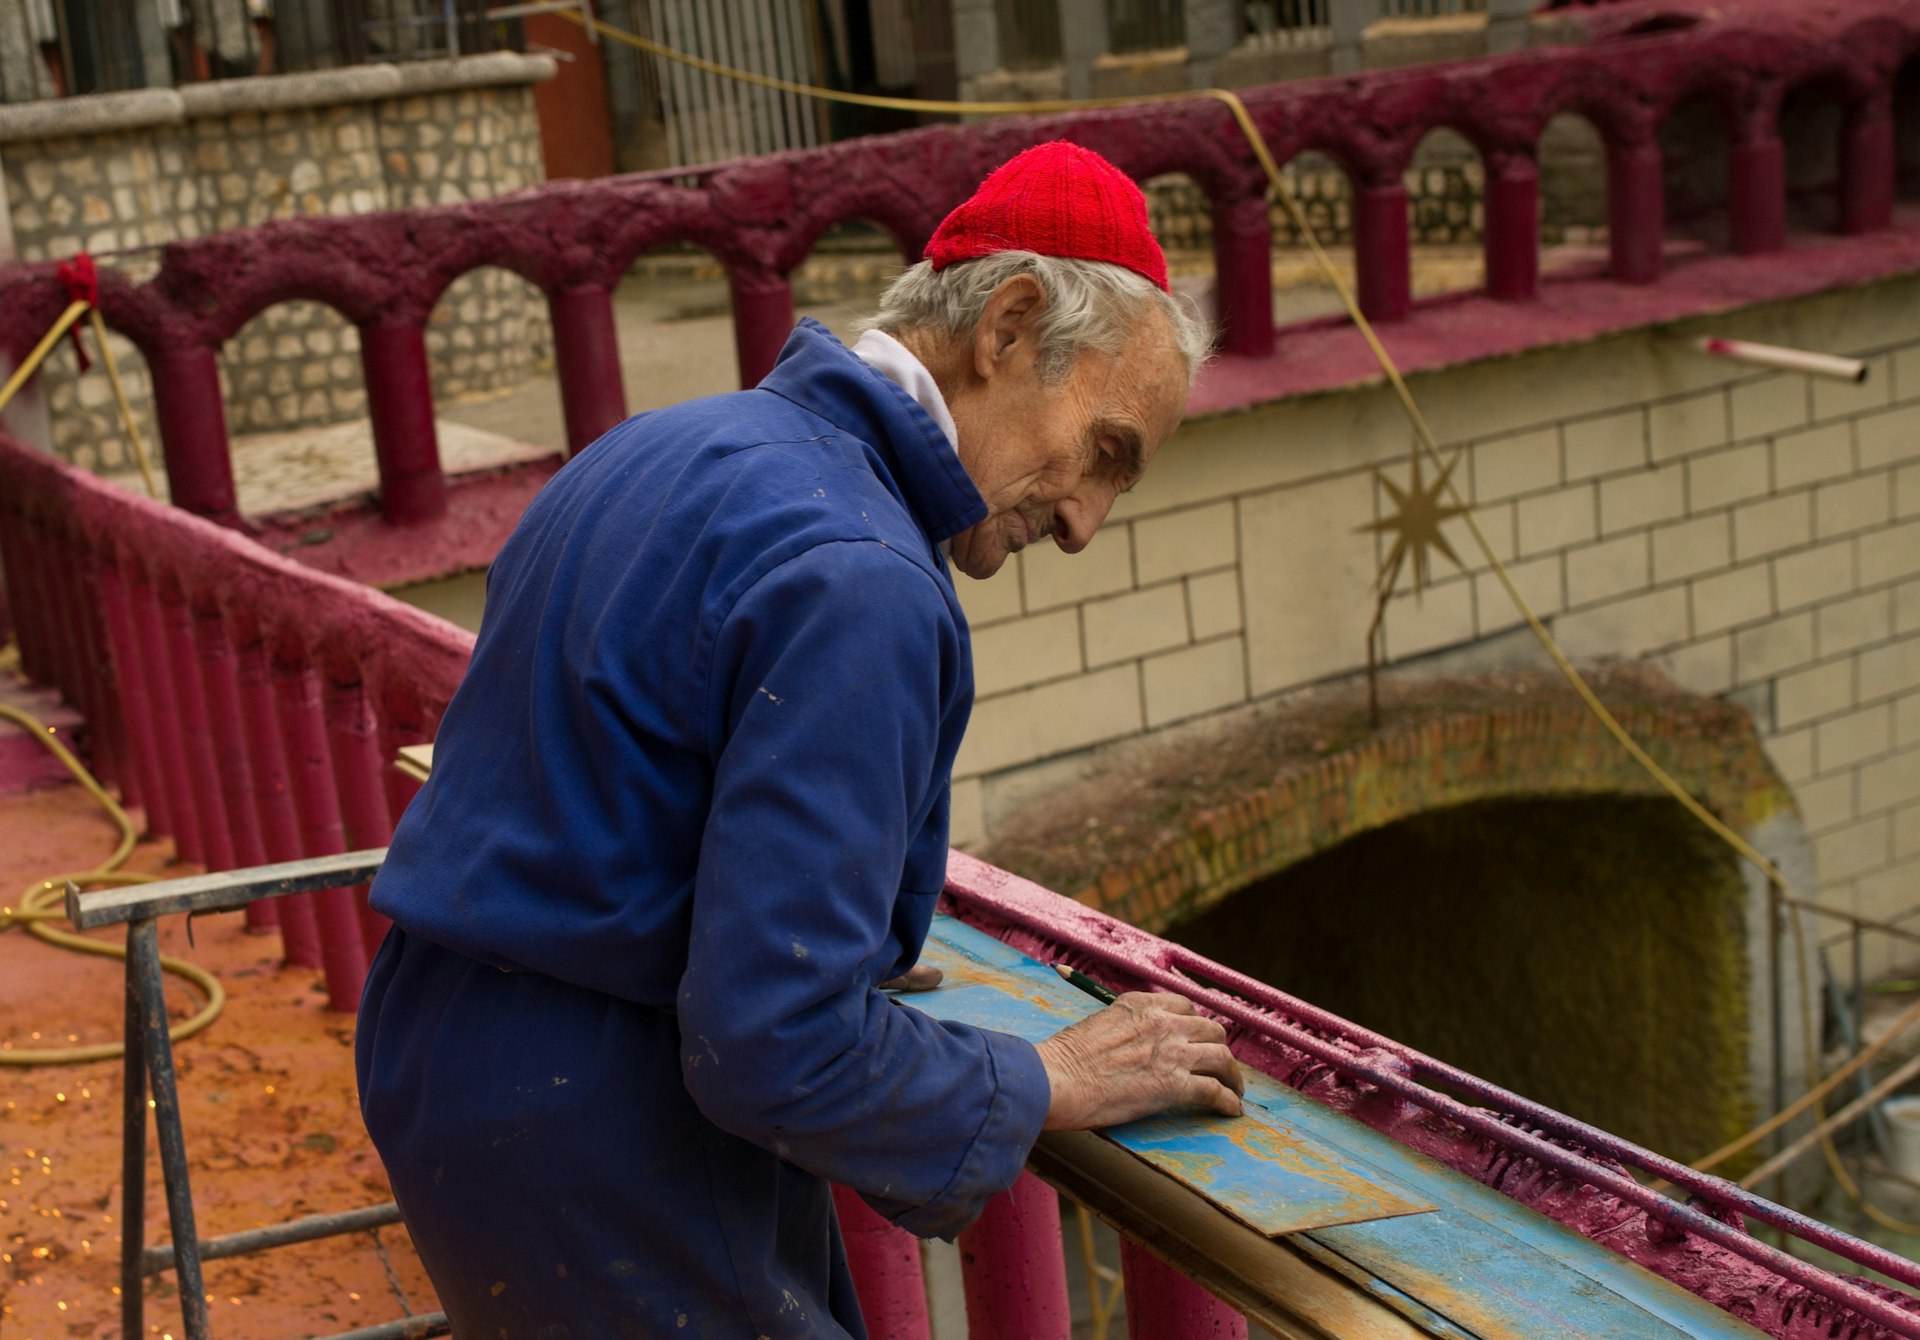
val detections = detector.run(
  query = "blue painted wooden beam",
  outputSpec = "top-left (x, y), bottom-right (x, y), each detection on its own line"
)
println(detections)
top-left (910, 916), bottom-right (1768, 1340)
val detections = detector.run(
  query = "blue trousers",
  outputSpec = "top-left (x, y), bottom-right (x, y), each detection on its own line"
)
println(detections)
top-left (356, 928), bottom-right (868, 1339)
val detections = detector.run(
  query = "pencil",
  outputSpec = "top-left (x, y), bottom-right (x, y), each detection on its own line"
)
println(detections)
top-left (1053, 962), bottom-right (1118, 1005)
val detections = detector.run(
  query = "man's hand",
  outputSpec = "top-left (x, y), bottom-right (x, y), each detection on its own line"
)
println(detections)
top-left (1034, 993), bottom-right (1245, 1130)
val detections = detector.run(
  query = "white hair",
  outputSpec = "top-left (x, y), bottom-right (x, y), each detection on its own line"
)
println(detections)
top-left (856, 251), bottom-right (1211, 385)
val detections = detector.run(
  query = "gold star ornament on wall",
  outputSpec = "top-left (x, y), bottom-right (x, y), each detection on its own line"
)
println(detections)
top-left (1356, 443), bottom-right (1471, 726)
top-left (1358, 447), bottom-right (1469, 599)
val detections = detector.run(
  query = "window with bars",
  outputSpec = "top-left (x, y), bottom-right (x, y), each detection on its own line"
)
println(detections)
top-left (994, 0), bottom-right (1061, 70)
top-left (1107, 0), bottom-right (1183, 54)
top-left (4, 0), bottom-right (518, 102)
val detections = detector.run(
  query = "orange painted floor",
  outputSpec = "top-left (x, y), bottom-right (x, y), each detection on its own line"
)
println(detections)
top-left (0, 779), bottom-right (436, 1339)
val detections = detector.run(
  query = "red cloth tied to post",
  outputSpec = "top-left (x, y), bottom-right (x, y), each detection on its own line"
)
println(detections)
top-left (54, 252), bottom-right (98, 372)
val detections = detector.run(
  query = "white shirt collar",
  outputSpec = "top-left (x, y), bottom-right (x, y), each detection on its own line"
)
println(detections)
top-left (850, 328), bottom-right (960, 453)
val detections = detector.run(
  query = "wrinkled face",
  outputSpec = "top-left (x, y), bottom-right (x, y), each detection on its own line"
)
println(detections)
top-left (944, 284), bottom-right (1189, 581)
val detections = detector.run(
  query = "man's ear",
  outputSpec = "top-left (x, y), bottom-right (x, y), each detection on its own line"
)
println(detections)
top-left (972, 274), bottom-right (1045, 379)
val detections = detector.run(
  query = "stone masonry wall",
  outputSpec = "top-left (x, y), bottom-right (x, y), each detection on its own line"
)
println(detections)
top-left (948, 274), bottom-right (1920, 979)
top-left (0, 57), bottom-right (552, 470)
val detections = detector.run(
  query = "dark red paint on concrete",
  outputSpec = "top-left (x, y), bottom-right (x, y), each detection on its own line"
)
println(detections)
top-left (0, 0), bottom-right (1910, 526)
top-left (1117, 1238), bottom-right (1250, 1339)
top-left (250, 455), bottom-right (563, 591)
top-left (0, 438), bottom-right (475, 1007)
top-left (145, 345), bottom-right (237, 524)
top-left (548, 285), bottom-right (629, 455)
top-left (831, 1185), bottom-right (933, 1340)
top-left (958, 1171), bottom-right (1073, 1340)
top-left (359, 323), bottom-right (447, 526)
top-left (1730, 136), bottom-right (1788, 254)
top-left (1484, 158), bottom-right (1541, 301)
top-left (1354, 181), bottom-right (1413, 322)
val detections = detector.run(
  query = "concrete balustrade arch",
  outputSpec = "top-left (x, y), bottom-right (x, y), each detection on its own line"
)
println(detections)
top-left (0, 0), bottom-right (1912, 529)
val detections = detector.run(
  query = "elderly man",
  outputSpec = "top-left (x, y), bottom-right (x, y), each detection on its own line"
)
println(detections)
top-left (356, 141), bottom-right (1238, 1339)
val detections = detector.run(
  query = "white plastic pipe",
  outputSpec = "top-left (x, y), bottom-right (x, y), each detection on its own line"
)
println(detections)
top-left (1677, 336), bottom-right (1869, 384)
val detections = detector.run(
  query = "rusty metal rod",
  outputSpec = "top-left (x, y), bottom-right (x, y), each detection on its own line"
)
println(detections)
top-left (1787, 894), bottom-right (1920, 948)
top-left (308, 1315), bottom-right (451, 1340)
top-left (141, 1202), bottom-right (406, 1275)
top-left (67, 848), bottom-right (388, 929)
top-left (1740, 1050), bottom-right (1920, 1192)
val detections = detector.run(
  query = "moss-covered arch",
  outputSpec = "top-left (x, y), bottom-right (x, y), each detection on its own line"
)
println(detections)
top-left (983, 665), bottom-right (1812, 1164)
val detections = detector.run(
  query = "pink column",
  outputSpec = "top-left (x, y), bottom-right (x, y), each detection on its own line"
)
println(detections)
top-left (1119, 1239), bottom-right (1248, 1340)
top-left (94, 558), bottom-right (170, 836)
top-left (272, 641), bottom-right (369, 1010)
top-left (359, 322), bottom-right (447, 525)
top-left (1352, 177), bottom-right (1411, 323)
top-left (127, 564), bottom-right (205, 862)
top-left (958, 1172), bottom-right (1071, 1340)
top-left (39, 524), bottom-right (92, 709)
top-left (233, 625), bottom-right (321, 966)
top-left (159, 578), bottom-right (237, 872)
top-left (1484, 153), bottom-right (1540, 302)
top-left (192, 600), bottom-right (274, 930)
top-left (21, 514), bottom-right (80, 705)
top-left (1606, 138), bottom-right (1664, 284)
top-left (320, 659), bottom-right (396, 963)
top-left (72, 558), bottom-right (126, 794)
top-left (0, 512), bottom-right (51, 684)
top-left (832, 1185), bottom-right (932, 1340)
top-left (549, 285), bottom-right (629, 455)
top-left (1729, 132), bottom-right (1786, 254)
top-left (146, 344), bottom-right (238, 524)
top-left (376, 692), bottom-right (429, 828)
top-left (1210, 192), bottom-right (1275, 358)
top-left (728, 267), bottom-right (796, 388)
top-left (1840, 104), bottom-right (1895, 235)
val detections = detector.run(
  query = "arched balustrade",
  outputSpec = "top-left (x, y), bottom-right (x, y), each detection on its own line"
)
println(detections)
top-left (0, 2), bottom-right (1908, 530)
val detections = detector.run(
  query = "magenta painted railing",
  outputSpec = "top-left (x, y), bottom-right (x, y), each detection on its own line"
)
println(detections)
top-left (12, 424), bottom-right (1920, 1337)
top-left (0, 430), bottom-right (470, 1003)
top-left (0, 423), bottom-right (1250, 1337)
top-left (0, 0), bottom-right (1912, 530)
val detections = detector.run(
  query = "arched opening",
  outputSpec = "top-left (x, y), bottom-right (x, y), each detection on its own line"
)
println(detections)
top-left (790, 217), bottom-right (909, 324)
top-left (1538, 111), bottom-right (1609, 265)
top-left (1139, 172), bottom-right (1220, 335)
top-left (1167, 793), bottom-right (1751, 1161)
top-left (1404, 126), bottom-right (1486, 301)
top-left (1272, 150), bottom-right (1355, 324)
top-left (221, 299), bottom-right (364, 438)
top-left (1777, 80), bottom-right (1848, 234)
top-left (1896, 57), bottom-right (1920, 200)
top-left (979, 667), bottom-right (1803, 1170)
top-left (1658, 92), bottom-right (1732, 253)
top-left (422, 264), bottom-right (566, 476)
top-left (215, 298), bottom-right (375, 517)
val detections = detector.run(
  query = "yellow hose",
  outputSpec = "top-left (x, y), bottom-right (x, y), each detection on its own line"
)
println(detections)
top-left (0, 697), bottom-right (224, 1065)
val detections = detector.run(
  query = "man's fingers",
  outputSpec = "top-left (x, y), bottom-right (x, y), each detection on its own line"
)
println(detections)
top-left (879, 965), bottom-right (944, 992)
top-left (1192, 1042), bottom-right (1246, 1096)
top-left (1189, 1074), bottom-right (1244, 1117)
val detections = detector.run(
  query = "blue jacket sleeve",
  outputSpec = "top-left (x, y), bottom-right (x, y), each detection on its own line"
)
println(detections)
top-left (676, 539), bottom-right (1051, 1239)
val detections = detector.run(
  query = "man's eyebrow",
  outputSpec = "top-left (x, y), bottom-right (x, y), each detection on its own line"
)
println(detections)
top-left (1108, 425), bottom-right (1145, 480)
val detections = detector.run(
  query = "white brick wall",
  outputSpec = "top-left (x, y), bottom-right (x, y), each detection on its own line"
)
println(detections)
top-left (956, 275), bottom-right (1920, 972)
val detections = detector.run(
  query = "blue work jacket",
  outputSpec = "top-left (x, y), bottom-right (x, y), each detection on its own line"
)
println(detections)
top-left (357, 320), bottom-right (1051, 1338)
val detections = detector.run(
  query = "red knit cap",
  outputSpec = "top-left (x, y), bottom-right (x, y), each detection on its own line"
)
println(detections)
top-left (924, 141), bottom-right (1170, 292)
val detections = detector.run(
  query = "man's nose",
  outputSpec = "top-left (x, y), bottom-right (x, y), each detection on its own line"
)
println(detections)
top-left (1051, 486), bottom-right (1116, 555)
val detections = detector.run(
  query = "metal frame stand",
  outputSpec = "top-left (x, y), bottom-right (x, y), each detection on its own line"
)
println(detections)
top-left (70, 851), bottom-right (449, 1340)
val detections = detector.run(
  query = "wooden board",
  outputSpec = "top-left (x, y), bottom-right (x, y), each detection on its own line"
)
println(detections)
top-left (911, 916), bottom-right (1435, 1237)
